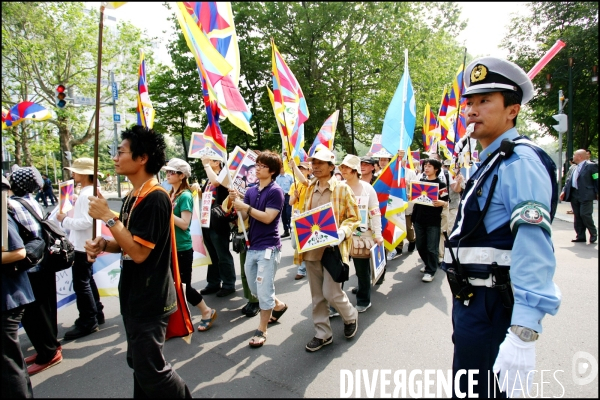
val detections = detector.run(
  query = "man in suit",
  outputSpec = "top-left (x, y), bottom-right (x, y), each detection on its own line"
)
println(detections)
top-left (560, 148), bottom-right (598, 243)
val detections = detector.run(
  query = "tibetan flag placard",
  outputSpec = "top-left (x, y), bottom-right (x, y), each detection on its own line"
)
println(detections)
top-left (59, 180), bottom-right (75, 213)
top-left (228, 146), bottom-right (246, 171)
top-left (292, 202), bottom-right (339, 253)
top-left (409, 181), bottom-right (439, 206)
top-left (188, 130), bottom-right (227, 160)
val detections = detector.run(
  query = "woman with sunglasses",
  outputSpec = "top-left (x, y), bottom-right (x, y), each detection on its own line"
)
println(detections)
top-left (163, 158), bottom-right (217, 332)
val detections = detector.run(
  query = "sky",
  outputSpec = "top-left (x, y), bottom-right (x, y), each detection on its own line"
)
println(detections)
top-left (93, 2), bottom-right (531, 65)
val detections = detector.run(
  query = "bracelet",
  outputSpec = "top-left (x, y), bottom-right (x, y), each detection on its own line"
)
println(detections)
top-left (101, 238), bottom-right (108, 252)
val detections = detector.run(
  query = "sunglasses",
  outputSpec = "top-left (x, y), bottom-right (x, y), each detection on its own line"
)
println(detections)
top-left (166, 170), bottom-right (182, 176)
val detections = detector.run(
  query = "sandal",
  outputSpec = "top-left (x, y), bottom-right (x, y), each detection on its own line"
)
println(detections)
top-left (249, 329), bottom-right (267, 347)
top-left (197, 309), bottom-right (217, 332)
top-left (268, 303), bottom-right (288, 324)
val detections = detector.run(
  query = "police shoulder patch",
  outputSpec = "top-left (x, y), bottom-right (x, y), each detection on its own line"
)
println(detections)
top-left (510, 201), bottom-right (552, 237)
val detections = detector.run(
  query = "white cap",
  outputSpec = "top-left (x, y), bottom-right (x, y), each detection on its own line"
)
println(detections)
top-left (162, 158), bottom-right (192, 178)
top-left (463, 56), bottom-right (534, 105)
top-left (307, 149), bottom-right (336, 164)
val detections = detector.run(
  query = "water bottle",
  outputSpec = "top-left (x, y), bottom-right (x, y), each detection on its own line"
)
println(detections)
top-left (50, 239), bottom-right (61, 254)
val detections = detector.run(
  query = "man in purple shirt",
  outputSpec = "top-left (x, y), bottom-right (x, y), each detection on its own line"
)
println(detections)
top-left (230, 150), bottom-right (288, 348)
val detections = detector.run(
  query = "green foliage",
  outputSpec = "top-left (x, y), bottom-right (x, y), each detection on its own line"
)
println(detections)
top-left (2, 1), bottom-right (155, 177)
top-left (503, 2), bottom-right (598, 158)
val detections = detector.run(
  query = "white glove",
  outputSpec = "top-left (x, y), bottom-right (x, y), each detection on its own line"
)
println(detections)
top-left (493, 330), bottom-right (536, 398)
top-left (330, 229), bottom-right (346, 247)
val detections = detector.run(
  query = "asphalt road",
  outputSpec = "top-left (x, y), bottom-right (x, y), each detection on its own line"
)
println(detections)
top-left (25, 200), bottom-right (598, 398)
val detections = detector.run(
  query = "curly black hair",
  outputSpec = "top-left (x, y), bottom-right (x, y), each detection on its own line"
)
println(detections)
top-left (121, 125), bottom-right (166, 175)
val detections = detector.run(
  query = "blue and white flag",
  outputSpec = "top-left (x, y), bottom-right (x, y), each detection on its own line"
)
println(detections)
top-left (381, 49), bottom-right (416, 155)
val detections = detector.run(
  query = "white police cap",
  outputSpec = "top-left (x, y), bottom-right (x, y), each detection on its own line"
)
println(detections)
top-left (463, 57), bottom-right (534, 105)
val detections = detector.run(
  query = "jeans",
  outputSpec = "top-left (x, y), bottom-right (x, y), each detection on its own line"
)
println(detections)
top-left (123, 315), bottom-right (191, 398)
top-left (353, 257), bottom-right (371, 307)
top-left (244, 249), bottom-right (281, 310)
top-left (297, 261), bottom-right (306, 276)
top-left (239, 251), bottom-right (258, 303)
top-left (203, 228), bottom-right (236, 290)
top-left (413, 222), bottom-right (441, 276)
top-left (2, 306), bottom-right (33, 398)
top-left (177, 249), bottom-right (203, 306)
top-left (21, 269), bottom-right (61, 365)
top-left (72, 251), bottom-right (103, 330)
top-left (281, 194), bottom-right (292, 232)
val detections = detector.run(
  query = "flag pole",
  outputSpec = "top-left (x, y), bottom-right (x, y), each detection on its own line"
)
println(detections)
top-left (92, 3), bottom-right (106, 241)
top-left (398, 49), bottom-right (408, 186)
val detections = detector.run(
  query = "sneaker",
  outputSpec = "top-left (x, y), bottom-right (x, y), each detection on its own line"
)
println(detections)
top-left (96, 313), bottom-right (105, 325)
top-left (245, 302), bottom-right (260, 317)
top-left (407, 241), bottom-right (416, 252)
top-left (422, 273), bottom-right (434, 282)
top-left (356, 303), bottom-right (371, 313)
top-left (27, 349), bottom-right (63, 376)
top-left (281, 231), bottom-right (290, 238)
top-left (64, 325), bottom-right (99, 341)
top-left (420, 266), bottom-right (426, 273)
top-left (329, 308), bottom-right (340, 318)
top-left (294, 274), bottom-right (305, 280)
top-left (386, 250), bottom-right (397, 261)
top-left (344, 319), bottom-right (358, 338)
top-left (305, 336), bottom-right (333, 352)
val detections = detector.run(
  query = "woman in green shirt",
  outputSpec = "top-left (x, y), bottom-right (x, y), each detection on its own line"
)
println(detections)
top-left (163, 158), bottom-right (217, 332)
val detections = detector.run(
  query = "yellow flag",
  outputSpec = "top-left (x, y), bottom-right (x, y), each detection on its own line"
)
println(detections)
top-left (103, 2), bottom-right (127, 9)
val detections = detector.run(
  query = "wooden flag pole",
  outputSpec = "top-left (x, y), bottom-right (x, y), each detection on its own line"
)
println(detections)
top-left (91, 4), bottom-right (106, 241)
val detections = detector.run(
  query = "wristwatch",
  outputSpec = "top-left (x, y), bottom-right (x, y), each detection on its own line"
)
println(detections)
top-left (105, 216), bottom-right (119, 228)
top-left (510, 325), bottom-right (539, 342)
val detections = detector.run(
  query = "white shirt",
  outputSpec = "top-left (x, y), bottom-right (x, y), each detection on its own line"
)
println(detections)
top-left (60, 185), bottom-right (101, 252)
top-left (571, 160), bottom-right (586, 189)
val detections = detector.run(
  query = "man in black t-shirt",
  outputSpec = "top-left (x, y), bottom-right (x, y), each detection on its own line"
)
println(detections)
top-left (411, 158), bottom-right (449, 283)
top-left (85, 126), bottom-right (191, 398)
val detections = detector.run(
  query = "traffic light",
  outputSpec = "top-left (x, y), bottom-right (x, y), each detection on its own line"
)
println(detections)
top-left (552, 114), bottom-right (568, 133)
top-left (56, 85), bottom-right (67, 108)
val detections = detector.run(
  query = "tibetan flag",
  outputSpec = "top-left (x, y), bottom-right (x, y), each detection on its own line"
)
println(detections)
top-left (438, 87), bottom-right (450, 142)
top-left (2, 102), bottom-right (51, 130)
top-left (103, 2), bottom-right (127, 9)
top-left (292, 203), bottom-right (339, 253)
top-left (372, 155), bottom-right (407, 251)
top-left (59, 179), bottom-right (74, 213)
top-left (447, 64), bottom-right (465, 116)
top-left (175, 3), bottom-right (232, 155)
top-left (137, 50), bottom-right (155, 129)
top-left (422, 103), bottom-right (437, 152)
top-left (381, 49), bottom-right (416, 155)
top-left (181, 2), bottom-right (253, 135)
top-left (191, 191), bottom-right (212, 266)
top-left (228, 146), bottom-right (246, 172)
top-left (410, 151), bottom-right (420, 166)
top-left (308, 110), bottom-right (339, 156)
top-left (271, 39), bottom-right (309, 162)
top-left (410, 181), bottom-right (439, 206)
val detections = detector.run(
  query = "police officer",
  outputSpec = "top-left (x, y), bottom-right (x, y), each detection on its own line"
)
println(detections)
top-left (442, 57), bottom-right (561, 398)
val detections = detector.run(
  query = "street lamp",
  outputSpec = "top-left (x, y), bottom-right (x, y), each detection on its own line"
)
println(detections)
top-left (349, 67), bottom-right (380, 155)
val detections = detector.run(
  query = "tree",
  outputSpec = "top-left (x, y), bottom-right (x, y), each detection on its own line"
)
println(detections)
top-left (2, 2), bottom-right (155, 177)
top-left (502, 2), bottom-right (598, 157)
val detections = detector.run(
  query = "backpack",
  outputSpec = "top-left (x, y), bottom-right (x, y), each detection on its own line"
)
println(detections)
top-left (13, 198), bottom-right (75, 273)
top-left (5, 214), bottom-right (46, 273)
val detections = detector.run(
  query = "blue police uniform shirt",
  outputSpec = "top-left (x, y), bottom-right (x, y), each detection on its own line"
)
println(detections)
top-left (275, 173), bottom-right (294, 194)
top-left (2, 215), bottom-right (35, 312)
top-left (462, 127), bottom-right (561, 332)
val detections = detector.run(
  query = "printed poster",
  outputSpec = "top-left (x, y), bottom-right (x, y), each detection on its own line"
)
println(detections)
top-left (231, 149), bottom-right (258, 196)
top-left (292, 202), bottom-right (339, 253)
top-left (59, 179), bottom-right (75, 213)
top-left (409, 181), bottom-right (439, 206)
top-left (191, 192), bottom-right (212, 266)
top-left (200, 192), bottom-right (212, 228)
top-left (370, 242), bottom-right (386, 286)
top-left (228, 146), bottom-right (246, 172)
top-left (355, 195), bottom-right (369, 230)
